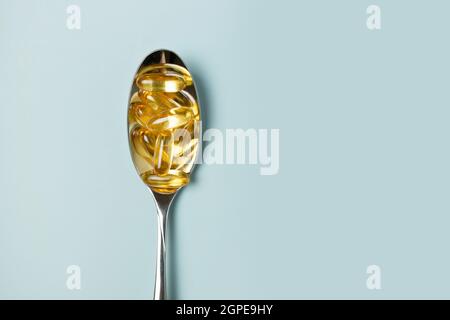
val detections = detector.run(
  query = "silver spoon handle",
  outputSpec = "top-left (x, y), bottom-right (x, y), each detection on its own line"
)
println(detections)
top-left (151, 191), bottom-right (177, 300)
top-left (154, 210), bottom-right (167, 300)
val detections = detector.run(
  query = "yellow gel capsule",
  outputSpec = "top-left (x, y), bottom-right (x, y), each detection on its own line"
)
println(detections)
top-left (131, 94), bottom-right (193, 130)
top-left (166, 91), bottom-right (198, 112)
top-left (172, 123), bottom-right (197, 156)
top-left (172, 138), bottom-right (199, 172)
top-left (130, 126), bottom-right (172, 171)
top-left (138, 63), bottom-right (192, 86)
top-left (130, 103), bottom-right (155, 129)
top-left (136, 73), bottom-right (186, 93)
top-left (129, 91), bottom-right (140, 104)
top-left (147, 112), bottom-right (193, 131)
top-left (130, 126), bottom-right (156, 161)
top-left (140, 170), bottom-right (190, 194)
top-left (173, 120), bottom-right (199, 151)
top-left (138, 90), bottom-right (173, 112)
top-left (153, 132), bottom-right (174, 175)
top-left (142, 91), bottom-right (199, 119)
top-left (168, 106), bottom-right (195, 118)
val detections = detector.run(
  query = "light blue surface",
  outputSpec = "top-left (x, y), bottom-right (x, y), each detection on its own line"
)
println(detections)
top-left (1, 0), bottom-right (450, 299)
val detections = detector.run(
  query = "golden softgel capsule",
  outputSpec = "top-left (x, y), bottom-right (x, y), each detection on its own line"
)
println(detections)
top-left (128, 60), bottom-right (200, 194)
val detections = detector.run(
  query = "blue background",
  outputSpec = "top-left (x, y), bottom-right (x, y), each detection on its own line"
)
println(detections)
top-left (1, 0), bottom-right (450, 299)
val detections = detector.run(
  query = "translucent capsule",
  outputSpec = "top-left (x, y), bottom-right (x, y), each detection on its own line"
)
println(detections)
top-left (172, 122), bottom-right (196, 155)
top-left (171, 91), bottom-right (200, 120)
top-left (146, 111), bottom-right (194, 131)
top-left (130, 126), bottom-right (156, 161)
top-left (153, 131), bottom-right (174, 175)
top-left (136, 73), bottom-right (186, 93)
top-left (130, 103), bottom-right (155, 129)
top-left (138, 90), bottom-right (173, 113)
top-left (130, 126), bottom-right (173, 173)
top-left (140, 170), bottom-right (190, 194)
top-left (130, 94), bottom-right (193, 130)
top-left (129, 91), bottom-right (141, 105)
top-left (166, 91), bottom-right (198, 114)
top-left (136, 63), bottom-right (192, 93)
top-left (172, 138), bottom-right (199, 172)
top-left (140, 90), bottom-right (199, 119)
top-left (138, 63), bottom-right (192, 86)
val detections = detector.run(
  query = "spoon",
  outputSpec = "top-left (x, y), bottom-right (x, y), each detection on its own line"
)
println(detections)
top-left (127, 49), bottom-right (201, 300)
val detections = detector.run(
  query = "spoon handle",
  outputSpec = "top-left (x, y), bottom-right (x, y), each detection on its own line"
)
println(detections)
top-left (154, 209), bottom-right (167, 300)
top-left (151, 191), bottom-right (176, 300)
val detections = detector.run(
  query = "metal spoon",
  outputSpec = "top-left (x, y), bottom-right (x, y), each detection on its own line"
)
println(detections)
top-left (127, 49), bottom-right (201, 300)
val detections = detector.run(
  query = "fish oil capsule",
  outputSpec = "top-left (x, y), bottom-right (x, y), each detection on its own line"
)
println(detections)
top-left (140, 170), bottom-right (190, 194)
top-left (129, 126), bottom-right (157, 173)
top-left (172, 120), bottom-right (196, 152)
top-left (153, 131), bottom-right (174, 175)
top-left (130, 126), bottom-right (156, 160)
top-left (138, 64), bottom-right (192, 85)
top-left (172, 138), bottom-right (199, 172)
top-left (136, 73), bottom-right (186, 93)
top-left (147, 112), bottom-right (194, 131)
top-left (136, 64), bottom-right (192, 93)
top-left (165, 91), bottom-right (199, 116)
top-left (168, 106), bottom-right (195, 118)
top-left (172, 119), bottom-right (199, 170)
top-left (129, 103), bottom-right (156, 129)
top-left (131, 95), bottom-right (193, 130)
top-left (138, 90), bottom-right (173, 112)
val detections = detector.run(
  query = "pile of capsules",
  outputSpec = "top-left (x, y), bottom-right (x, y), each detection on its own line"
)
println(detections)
top-left (128, 64), bottom-right (200, 194)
